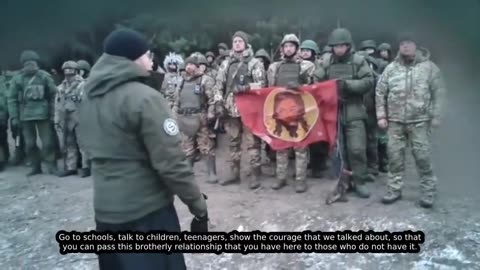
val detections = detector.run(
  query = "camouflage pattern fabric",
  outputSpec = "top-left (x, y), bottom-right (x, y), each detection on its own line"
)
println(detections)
top-left (54, 75), bottom-right (85, 171)
top-left (161, 72), bottom-right (182, 109)
top-left (223, 117), bottom-right (261, 171)
top-left (386, 122), bottom-right (437, 197)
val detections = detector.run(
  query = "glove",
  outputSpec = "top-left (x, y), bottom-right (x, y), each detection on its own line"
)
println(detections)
top-left (233, 84), bottom-right (250, 94)
top-left (191, 214), bottom-right (209, 232)
top-left (286, 81), bottom-right (300, 91)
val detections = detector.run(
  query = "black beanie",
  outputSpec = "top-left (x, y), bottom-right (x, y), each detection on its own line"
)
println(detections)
top-left (232, 31), bottom-right (249, 44)
top-left (397, 32), bottom-right (417, 45)
top-left (103, 29), bottom-right (149, 61)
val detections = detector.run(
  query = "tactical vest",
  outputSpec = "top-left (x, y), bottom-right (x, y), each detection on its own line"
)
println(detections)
top-left (59, 79), bottom-right (83, 112)
top-left (275, 62), bottom-right (301, 87)
top-left (178, 76), bottom-right (205, 114)
top-left (21, 74), bottom-right (48, 102)
top-left (226, 60), bottom-right (251, 94)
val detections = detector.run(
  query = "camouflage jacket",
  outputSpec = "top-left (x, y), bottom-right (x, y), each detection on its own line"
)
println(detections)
top-left (213, 48), bottom-right (266, 117)
top-left (54, 75), bottom-right (85, 128)
top-left (376, 52), bottom-right (446, 123)
top-left (160, 72), bottom-right (182, 106)
top-left (267, 57), bottom-right (315, 87)
top-left (8, 69), bottom-right (58, 121)
top-left (173, 73), bottom-right (216, 119)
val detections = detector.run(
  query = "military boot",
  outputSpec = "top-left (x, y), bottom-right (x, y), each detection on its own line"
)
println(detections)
top-left (57, 169), bottom-right (77, 178)
top-left (26, 163), bottom-right (42, 176)
top-left (10, 148), bottom-right (25, 166)
top-left (365, 172), bottom-right (376, 182)
top-left (220, 161), bottom-right (240, 186)
top-left (248, 166), bottom-right (261, 189)
top-left (271, 177), bottom-right (287, 190)
top-left (78, 168), bottom-right (91, 178)
top-left (45, 163), bottom-right (59, 176)
top-left (381, 190), bottom-right (402, 204)
top-left (354, 182), bottom-right (371, 199)
top-left (205, 155), bottom-right (218, 184)
top-left (295, 180), bottom-right (308, 193)
top-left (419, 192), bottom-right (435, 209)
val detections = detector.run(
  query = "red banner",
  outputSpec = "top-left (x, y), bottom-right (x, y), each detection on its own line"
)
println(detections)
top-left (235, 80), bottom-right (338, 151)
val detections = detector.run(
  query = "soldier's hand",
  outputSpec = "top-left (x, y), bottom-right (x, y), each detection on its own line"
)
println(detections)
top-left (190, 214), bottom-right (209, 232)
top-left (378, 119), bottom-right (388, 129)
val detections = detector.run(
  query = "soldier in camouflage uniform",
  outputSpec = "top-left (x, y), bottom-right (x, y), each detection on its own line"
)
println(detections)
top-left (8, 50), bottom-right (58, 176)
top-left (300, 39), bottom-right (330, 178)
top-left (0, 73), bottom-right (8, 171)
top-left (77, 60), bottom-right (91, 79)
top-left (213, 31), bottom-right (266, 189)
top-left (54, 61), bottom-right (85, 177)
top-left (268, 34), bottom-right (315, 193)
top-left (315, 28), bottom-right (375, 200)
top-left (161, 53), bottom-right (184, 109)
top-left (173, 55), bottom-right (219, 184)
top-left (317, 45), bottom-right (332, 66)
top-left (75, 60), bottom-right (91, 177)
top-left (376, 33), bottom-right (446, 208)
top-left (214, 43), bottom-right (229, 69)
top-left (376, 42), bottom-right (393, 173)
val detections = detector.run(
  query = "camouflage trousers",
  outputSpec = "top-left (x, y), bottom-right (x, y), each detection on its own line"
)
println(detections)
top-left (387, 121), bottom-right (437, 195)
top-left (181, 117), bottom-right (215, 157)
top-left (224, 116), bottom-right (261, 173)
top-left (74, 127), bottom-right (90, 169)
top-left (276, 147), bottom-right (308, 181)
top-left (165, 89), bottom-right (176, 110)
top-left (55, 124), bottom-right (79, 171)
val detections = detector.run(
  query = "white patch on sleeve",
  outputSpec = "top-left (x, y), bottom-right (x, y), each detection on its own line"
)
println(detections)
top-left (163, 118), bottom-right (179, 136)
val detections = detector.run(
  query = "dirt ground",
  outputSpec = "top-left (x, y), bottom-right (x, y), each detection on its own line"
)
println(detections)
top-left (1, 130), bottom-right (479, 270)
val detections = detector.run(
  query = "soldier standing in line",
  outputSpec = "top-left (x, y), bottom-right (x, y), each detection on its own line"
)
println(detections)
top-left (376, 33), bottom-right (446, 208)
top-left (267, 34), bottom-right (315, 192)
top-left (213, 31), bottom-right (266, 189)
top-left (161, 52), bottom-right (184, 109)
top-left (0, 72), bottom-right (8, 171)
top-left (8, 50), bottom-right (59, 176)
top-left (54, 61), bottom-right (85, 177)
top-left (76, 60), bottom-right (91, 79)
top-left (315, 28), bottom-right (375, 201)
top-left (173, 55), bottom-right (219, 184)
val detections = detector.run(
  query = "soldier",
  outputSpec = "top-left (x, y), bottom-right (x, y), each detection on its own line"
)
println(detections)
top-left (213, 31), bottom-right (266, 189)
top-left (358, 40), bottom-right (384, 181)
top-left (173, 55), bottom-right (219, 184)
top-left (0, 73), bottom-right (8, 171)
top-left (206, 51), bottom-right (216, 68)
top-left (376, 33), bottom-right (445, 208)
top-left (317, 45), bottom-right (332, 65)
top-left (77, 60), bottom-right (91, 79)
top-left (8, 50), bottom-right (58, 176)
top-left (315, 28), bottom-right (375, 200)
top-left (299, 40), bottom-right (319, 63)
top-left (267, 34), bottom-right (315, 192)
top-left (378, 43), bottom-right (393, 63)
top-left (54, 61), bottom-right (85, 177)
top-left (376, 42), bottom-right (393, 172)
top-left (300, 40), bottom-right (330, 178)
top-left (214, 43), bottom-right (229, 70)
top-left (161, 52), bottom-right (184, 109)
top-left (197, 53), bottom-right (217, 79)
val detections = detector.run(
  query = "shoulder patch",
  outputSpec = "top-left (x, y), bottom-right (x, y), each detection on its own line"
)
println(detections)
top-left (163, 118), bottom-right (179, 136)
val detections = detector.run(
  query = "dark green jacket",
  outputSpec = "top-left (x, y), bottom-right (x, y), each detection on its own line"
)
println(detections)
top-left (78, 54), bottom-right (207, 224)
top-left (314, 53), bottom-right (375, 122)
top-left (7, 69), bottom-right (57, 121)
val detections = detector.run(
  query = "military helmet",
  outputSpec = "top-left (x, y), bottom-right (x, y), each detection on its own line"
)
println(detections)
top-left (328, 28), bottom-right (353, 46)
top-left (281, 34), bottom-right (300, 47)
top-left (205, 51), bottom-right (215, 58)
top-left (76, 60), bottom-right (91, 71)
top-left (20, 50), bottom-right (40, 64)
top-left (218, 43), bottom-right (228, 50)
top-left (196, 54), bottom-right (208, 66)
top-left (62, 60), bottom-right (78, 70)
top-left (359, 40), bottom-right (377, 50)
top-left (255, 49), bottom-right (271, 62)
top-left (300, 40), bottom-right (319, 55)
top-left (377, 43), bottom-right (392, 52)
top-left (185, 55), bottom-right (199, 66)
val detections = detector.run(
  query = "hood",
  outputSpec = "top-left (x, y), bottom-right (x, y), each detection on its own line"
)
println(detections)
top-left (395, 47), bottom-right (430, 66)
top-left (84, 54), bottom-right (150, 98)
